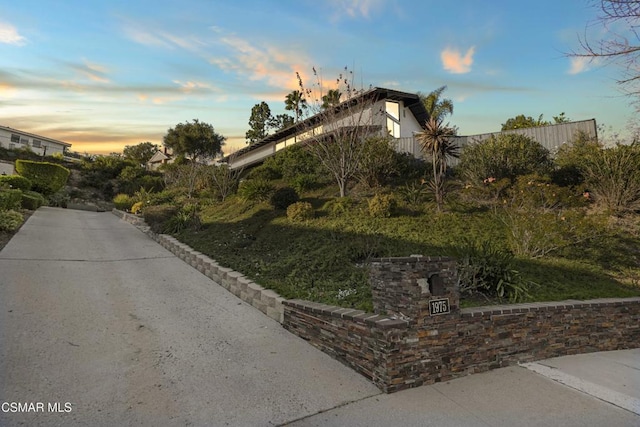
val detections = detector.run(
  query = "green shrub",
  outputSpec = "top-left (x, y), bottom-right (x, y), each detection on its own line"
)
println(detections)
top-left (238, 179), bottom-right (275, 202)
top-left (0, 189), bottom-right (23, 210)
top-left (368, 193), bottom-right (397, 218)
top-left (286, 201), bottom-right (314, 222)
top-left (456, 239), bottom-right (533, 303)
top-left (399, 181), bottom-right (427, 205)
top-left (21, 191), bottom-right (45, 210)
top-left (47, 190), bottom-right (69, 208)
top-left (15, 160), bottom-right (70, 195)
top-left (506, 174), bottom-right (584, 211)
top-left (247, 164), bottom-right (281, 181)
top-left (143, 205), bottom-right (179, 233)
top-left (0, 209), bottom-right (24, 232)
top-left (113, 193), bottom-right (135, 211)
top-left (264, 144), bottom-right (321, 181)
top-left (270, 187), bottom-right (299, 210)
top-left (323, 197), bottom-right (354, 216)
top-left (458, 134), bottom-right (552, 183)
top-left (164, 205), bottom-right (201, 234)
top-left (290, 174), bottom-right (318, 194)
top-left (0, 175), bottom-right (32, 191)
top-left (131, 201), bottom-right (144, 215)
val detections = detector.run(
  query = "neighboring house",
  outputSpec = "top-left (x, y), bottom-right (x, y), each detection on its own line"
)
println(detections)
top-left (0, 125), bottom-right (72, 157)
top-left (147, 148), bottom-right (173, 171)
top-left (227, 87), bottom-right (429, 170)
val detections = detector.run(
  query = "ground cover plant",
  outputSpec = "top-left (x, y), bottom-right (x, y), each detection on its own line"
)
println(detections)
top-left (129, 132), bottom-right (640, 310)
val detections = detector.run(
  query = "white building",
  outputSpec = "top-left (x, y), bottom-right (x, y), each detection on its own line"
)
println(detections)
top-left (0, 126), bottom-right (72, 157)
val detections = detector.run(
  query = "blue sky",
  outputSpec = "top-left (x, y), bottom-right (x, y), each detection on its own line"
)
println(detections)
top-left (0, 0), bottom-right (635, 154)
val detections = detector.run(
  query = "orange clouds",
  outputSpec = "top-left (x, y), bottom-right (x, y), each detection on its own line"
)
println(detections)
top-left (441, 46), bottom-right (475, 74)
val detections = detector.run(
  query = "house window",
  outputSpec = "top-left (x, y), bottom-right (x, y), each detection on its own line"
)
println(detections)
top-left (32, 139), bottom-right (42, 148)
top-left (10, 134), bottom-right (20, 143)
top-left (385, 101), bottom-right (400, 120)
top-left (9, 143), bottom-right (15, 149)
top-left (387, 117), bottom-right (400, 138)
top-left (385, 101), bottom-right (401, 137)
top-left (20, 137), bottom-right (29, 145)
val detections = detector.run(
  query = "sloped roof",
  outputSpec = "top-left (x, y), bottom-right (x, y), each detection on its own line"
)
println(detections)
top-left (0, 125), bottom-right (72, 147)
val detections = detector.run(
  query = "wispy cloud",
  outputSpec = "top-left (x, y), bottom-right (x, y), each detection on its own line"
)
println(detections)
top-left (329, 0), bottom-right (386, 19)
top-left (568, 57), bottom-right (592, 75)
top-left (122, 24), bottom-right (206, 53)
top-left (441, 46), bottom-right (475, 74)
top-left (0, 21), bottom-right (26, 45)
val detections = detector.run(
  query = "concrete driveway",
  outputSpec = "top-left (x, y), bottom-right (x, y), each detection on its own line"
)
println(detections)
top-left (1, 207), bottom-right (638, 426)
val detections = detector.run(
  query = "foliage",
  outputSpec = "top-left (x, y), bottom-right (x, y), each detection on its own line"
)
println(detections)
top-left (368, 193), bottom-right (397, 218)
top-left (355, 136), bottom-right (398, 188)
top-left (0, 189), bottom-right (23, 210)
top-left (286, 201), bottom-right (314, 222)
top-left (505, 174), bottom-right (585, 211)
top-left (247, 164), bottom-right (281, 181)
top-left (580, 143), bottom-right (640, 213)
top-left (456, 239), bottom-right (533, 303)
top-left (322, 197), bottom-right (354, 216)
top-left (165, 205), bottom-right (201, 234)
top-left (47, 190), bottom-right (69, 208)
top-left (131, 201), bottom-right (144, 215)
top-left (263, 144), bottom-right (321, 182)
top-left (399, 181), bottom-right (427, 205)
top-left (237, 179), bottom-right (275, 202)
top-left (21, 191), bottom-right (45, 210)
top-left (458, 134), bottom-right (553, 183)
top-left (113, 193), bottom-right (136, 211)
top-left (290, 174), bottom-right (318, 193)
top-left (15, 160), bottom-right (70, 195)
top-left (552, 131), bottom-right (601, 187)
top-left (284, 90), bottom-right (307, 122)
top-left (123, 142), bottom-right (159, 165)
top-left (246, 101), bottom-right (274, 144)
top-left (416, 116), bottom-right (459, 211)
top-left (143, 205), bottom-right (180, 233)
top-left (0, 175), bottom-right (31, 191)
top-left (270, 187), bottom-right (299, 210)
top-left (161, 162), bottom-right (208, 198)
top-left (501, 113), bottom-right (570, 130)
top-left (163, 119), bottom-right (225, 163)
top-left (208, 163), bottom-right (241, 202)
top-left (418, 85), bottom-right (454, 121)
top-left (321, 89), bottom-right (342, 110)
top-left (0, 209), bottom-right (24, 232)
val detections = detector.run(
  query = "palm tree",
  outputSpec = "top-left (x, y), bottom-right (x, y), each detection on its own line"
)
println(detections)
top-left (321, 89), bottom-right (342, 110)
top-left (416, 116), bottom-right (459, 212)
top-left (419, 86), bottom-right (454, 121)
top-left (284, 90), bottom-right (307, 122)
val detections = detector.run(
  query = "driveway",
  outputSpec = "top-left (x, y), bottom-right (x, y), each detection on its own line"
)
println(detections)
top-left (1, 207), bottom-right (638, 426)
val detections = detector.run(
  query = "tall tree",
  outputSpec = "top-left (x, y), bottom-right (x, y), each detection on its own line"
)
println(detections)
top-left (270, 113), bottom-right (295, 131)
top-left (321, 89), bottom-right (342, 110)
top-left (419, 86), bottom-right (454, 121)
top-left (284, 90), bottom-right (307, 122)
top-left (245, 102), bottom-right (273, 144)
top-left (123, 142), bottom-right (159, 165)
top-left (163, 119), bottom-right (225, 163)
top-left (501, 114), bottom-right (548, 130)
top-left (416, 116), bottom-right (459, 212)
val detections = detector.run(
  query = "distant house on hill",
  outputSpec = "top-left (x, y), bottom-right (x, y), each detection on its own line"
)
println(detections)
top-left (0, 125), bottom-right (72, 157)
top-left (147, 148), bottom-right (173, 171)
top-left (225, 87), bottom-right (598, 170)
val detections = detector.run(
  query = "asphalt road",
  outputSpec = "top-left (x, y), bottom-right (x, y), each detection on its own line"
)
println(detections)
top-left (1, 207), bottom-right (638, 427)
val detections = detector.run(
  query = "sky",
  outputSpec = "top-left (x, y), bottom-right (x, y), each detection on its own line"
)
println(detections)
top-left (0, 0), bottom-right (636, 155)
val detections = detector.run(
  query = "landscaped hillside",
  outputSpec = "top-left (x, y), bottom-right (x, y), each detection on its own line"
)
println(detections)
top-left (122, 133), bottom-right (640, 311)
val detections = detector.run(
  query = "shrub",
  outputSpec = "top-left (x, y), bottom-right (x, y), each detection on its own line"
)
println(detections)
top-left (286, 201), bottom-right (314, 222)
top-left (290, 174), bottom-right (318, 194)
top-left (264, 144), bottom-right (321, 181)
top-left (323, 197), bottom-right (354, 216)
top-left (164, 205), bottom-right (201, 234)
top-left (238, 179), bottom-right (275, 202)
top-left (143, 205), bottom-right (179, 233)
top-left (368, 193), bottom-right (397, 218)
top-left (458, 134), bottom-right (553, 183)
top-left (270, 187), bottom-right (299, 210)
top-left (0, 175), bottom-right (32, 191)
top-left (505, 174), bottom-right (584, 211)
top-left (0, 209), bottom-right (24, 232)
top-left (247, 164), bottom-right (281, 181)
top-left (15, 160), bottom-right (70, 195)
top-left (456, 239), bottom-right (533, 303)
top-left (399, 181), bottom-right (427, 205)
top-left (130, 201), bottom-right (144, 215)
top-left (0, 189), bottom-right (23, 210)
top-left (21, 191), bottom-right (45, 210)
top-left (47, 190), bottom-right (69, 208)
top-left (356, 136), bottom-right (398, 188)
top-left (113, 193), bottom-right (135, 211)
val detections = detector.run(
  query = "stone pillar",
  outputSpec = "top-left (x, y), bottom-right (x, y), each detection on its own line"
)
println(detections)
top-left (368, 256), bottom-right (459, 322)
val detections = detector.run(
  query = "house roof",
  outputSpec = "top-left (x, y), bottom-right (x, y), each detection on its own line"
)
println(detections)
top-left (0, 125), bottom-right (72, 147)
top-left (226, 87), bottom-right (427, 160)
top-left (147, 150), bottom-right (171, 163)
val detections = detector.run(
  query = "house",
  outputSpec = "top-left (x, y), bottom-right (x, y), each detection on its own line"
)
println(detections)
top-left (146, 148), bottom-right (173, 171)
top-left (0, 125), bottom-right (72, 157)
top-left (227, 87), bottom-right (429, 170)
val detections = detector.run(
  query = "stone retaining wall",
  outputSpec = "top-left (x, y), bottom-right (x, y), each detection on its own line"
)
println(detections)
top-left (284, 257), bottom-right (640, 393)
top-left (112, 209), bottom-right (285, 323)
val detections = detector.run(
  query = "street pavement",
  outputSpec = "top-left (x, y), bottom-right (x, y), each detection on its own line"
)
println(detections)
top-left (1, 207), bottom-right (638, 426)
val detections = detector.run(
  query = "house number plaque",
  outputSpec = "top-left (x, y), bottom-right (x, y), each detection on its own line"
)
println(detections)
top-left (429, 298), bottom-right (450, 316)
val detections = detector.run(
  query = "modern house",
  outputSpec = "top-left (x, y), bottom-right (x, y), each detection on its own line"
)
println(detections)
top-left (226, 87), bottom-right (598, 170)
top-left (227, 87), bottom-right (429, 170)
top-left (0, 125), bottom-right (72, 157)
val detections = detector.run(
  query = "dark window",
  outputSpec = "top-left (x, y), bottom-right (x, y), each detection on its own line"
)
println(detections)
top-left (10, 134), bottom-right (20, 143)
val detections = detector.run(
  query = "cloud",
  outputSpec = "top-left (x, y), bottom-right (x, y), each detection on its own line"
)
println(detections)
top-left (441, 46), bottom-right (475, 74)
top-left (122, 23), bottom-right (206, 53)
top-left (329, 0), bottom-right (386, 19)
top-left (0, 22), bottom-right (26, 45)
top-left (568, 57), bottom-right (592, 75)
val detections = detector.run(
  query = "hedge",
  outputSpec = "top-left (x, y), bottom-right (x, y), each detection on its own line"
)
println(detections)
top-left (15, 160), bottom-right (70, 195)
top-left (21, 191), bottom-right (46, 210)
top-left (0, 175), bottom-right (32, 191)
top-left (0, 189), bottom-right (23, 210)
